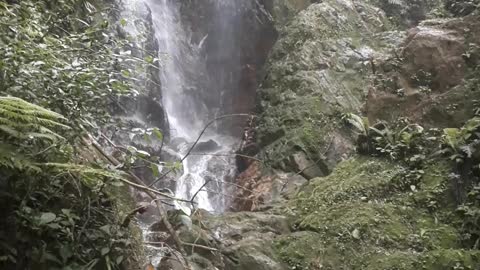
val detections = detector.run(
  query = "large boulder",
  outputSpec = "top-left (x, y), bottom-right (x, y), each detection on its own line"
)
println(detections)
top-left (255, 0), bottom-right (393, 174)
top-left (365, 13), bottom-right (480, 128)
top-left (171, 211), bottom-right (291, 270)
top-left (232, 162), bottom-right (308, 211)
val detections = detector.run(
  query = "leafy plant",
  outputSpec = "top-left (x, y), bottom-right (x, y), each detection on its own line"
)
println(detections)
top-left (440, 117), bottom-right (480, 163)
top-left (343, 113), bottom-right (425, 160)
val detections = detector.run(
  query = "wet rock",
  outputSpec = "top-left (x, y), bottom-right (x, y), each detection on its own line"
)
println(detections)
top-left (262, 0), bottom-right (316, 27)
top-left (117, 2), bottom-right (169, 134)
top-left (170, 137), bottom-right (189, 152)
top-left (174, 0), bottom-right (277, 137)
top-left (232, 162), bottom-right (308, 211)
top-left (290, 151), bottom-right (326, 179)
top-left (193, 139), bottom-right (221, 153)
top-left (180, 211), bottom-right (290, 270)
top-left (445, 0), bottom-right (479, 17)
top-left (367, 0), bottom-right (443, 28)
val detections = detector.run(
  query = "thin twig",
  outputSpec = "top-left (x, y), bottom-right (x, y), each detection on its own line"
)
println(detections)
top-left (181, 242), bottom-right (218, 252)
top-left (149, 114), bottom-right (254, 187)
top-left (78, 197), bottom-right (91, 239)
top-left (190, 179), bottom-right (213, 208)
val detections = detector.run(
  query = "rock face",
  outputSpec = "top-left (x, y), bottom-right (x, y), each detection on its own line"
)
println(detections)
top-left (254, 0), bottom-right (393, 175)
top-left (174, 0), bottom-right (278, 137)
top-left (148, 209), bottom-right (292, 270)
top-left (249, 0), bottom-right (480, 176)
top-left (365, 14), bottom-right (480, 128)
top-left (232, 162), bottom-right (308, 211)
top-left (262, 0), bottom-right (317, 27)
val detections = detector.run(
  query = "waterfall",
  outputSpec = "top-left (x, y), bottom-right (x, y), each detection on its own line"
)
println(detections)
top-left (122, 0), bottom-right (243, 215)
top-left (148, 0), bottom-right (239, 214)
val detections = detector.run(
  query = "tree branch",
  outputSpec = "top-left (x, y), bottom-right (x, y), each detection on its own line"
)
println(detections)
top-left (82, 135), bottom-right (191, 269)
top-left (149, 114), bottom-right (254, 187)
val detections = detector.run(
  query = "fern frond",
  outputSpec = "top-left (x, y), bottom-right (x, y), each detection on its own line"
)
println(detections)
top-left (0, 97), bottom-right (66, 120)
top-left (43, 163), bottom-right (129, 180)
top-left (0, 96), bottom-right (70, 142)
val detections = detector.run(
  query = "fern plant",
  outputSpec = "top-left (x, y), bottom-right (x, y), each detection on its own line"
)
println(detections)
top-left (0, 96), bottom-right (71, 172)
top-left (0, 96), bottom-right (70, 142)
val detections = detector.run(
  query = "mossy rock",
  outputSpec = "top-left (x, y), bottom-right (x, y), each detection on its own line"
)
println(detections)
top-left (274, 231), bottom-right (343, 270)
top-left (293, 157), bottom-right (405, 208)
top-left (256, 0), bottom-right (395, 172)
top-left (421, 249), bottom-right (480, 269)
top-left (410, 161), bottom-right (457, 211)
top-left (274, 156), bottom-right (470, 269)
top-left (297, 201), bottom-right (458, 250)
top-left (363, 251), bottom-right (419, 270)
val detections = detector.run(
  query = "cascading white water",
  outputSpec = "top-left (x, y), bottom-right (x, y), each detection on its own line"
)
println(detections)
top-left (129, 0), bottom-right (245, 216)
top-left (145, 0), bottom-right (237, 214)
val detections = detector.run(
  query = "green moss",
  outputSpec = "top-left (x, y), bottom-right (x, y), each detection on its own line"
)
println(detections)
top-left (275, 157), bottom-right (469, 269)
top-left (297, 201), bottom-right (458, 250)
top-left (421, 249), bottom-right (480, 269)
top-left (363, 252), bottom-right (419, 270)
top-left (275, 232), bottom-right (343, 270)
top-left (293, 157), bottom-right (404, 208)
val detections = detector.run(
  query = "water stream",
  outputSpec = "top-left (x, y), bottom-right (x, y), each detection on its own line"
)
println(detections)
top-left (146, 0), bottom-right (239, 214)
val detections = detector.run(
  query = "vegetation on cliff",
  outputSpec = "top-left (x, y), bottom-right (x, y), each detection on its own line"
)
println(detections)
top-left (0, 0), bottom-right (150, 269)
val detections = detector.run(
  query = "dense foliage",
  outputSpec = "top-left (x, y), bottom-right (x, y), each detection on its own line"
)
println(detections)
top-left (0, 0), bottom-right (146, 269)
top-left (0, 0), bottom-right (139, 133)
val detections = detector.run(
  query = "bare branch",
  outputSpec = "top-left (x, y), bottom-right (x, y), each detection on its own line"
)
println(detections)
top-left (149, 114), bottom-right (255, 187)
top-left (190, 179), bottom-right (213, 208)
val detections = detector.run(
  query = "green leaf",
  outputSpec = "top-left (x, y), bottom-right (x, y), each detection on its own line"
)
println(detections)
top-left (100, 225), bottom-right (111, 234)
top-left (179, 215), bottom-right (193, 230)
top-left (40, 212), bottom-right (56, 224)
top-left (151, 163), bottom-right (160, 177)
top-left (443, 128), bottom-right (462, 150)
top-left (344, 113), bottom-right (368, 135)
top-left (59, 245), bottom-right (73, 263)
top-left (153, 128), bottom-right (163, 141)
top-left (115, 255), bottom-right (124, 265)
top-left (84, 259), bottom-right (99, 270)
top-left (136, 150), bottom-right (151, 157)
top-left (144, 55), bottom-right (154, 64)
top-left (101, 247), bottom-right (110, 256)
top-left (121, 70), bottom-right (130, 77)
top-left (120, 18), bottom-right (127, 27)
